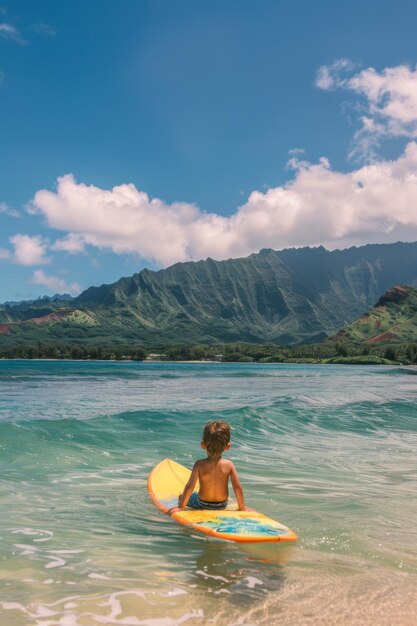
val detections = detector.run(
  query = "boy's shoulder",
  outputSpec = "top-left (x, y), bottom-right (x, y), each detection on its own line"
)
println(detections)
top-left (193, 458), bottom-right (209, 468)
top-left (219, 457), bottom-right (235, 468)
top-left (194, 457), bottom-right (235, 470)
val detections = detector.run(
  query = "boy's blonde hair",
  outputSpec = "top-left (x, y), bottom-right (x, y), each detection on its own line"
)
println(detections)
top-left (202, 420), bottom-right (231, 455)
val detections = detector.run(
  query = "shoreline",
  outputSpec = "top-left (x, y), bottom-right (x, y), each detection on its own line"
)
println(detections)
top-left (0, 357), bottom-right (411, 366)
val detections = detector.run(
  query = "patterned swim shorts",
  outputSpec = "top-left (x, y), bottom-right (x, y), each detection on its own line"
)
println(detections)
top-left (187, 492), bottom-right (228, 510)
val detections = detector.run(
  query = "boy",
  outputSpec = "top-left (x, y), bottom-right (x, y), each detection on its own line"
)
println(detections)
top-left (168, 420), bottom-right (251, 514)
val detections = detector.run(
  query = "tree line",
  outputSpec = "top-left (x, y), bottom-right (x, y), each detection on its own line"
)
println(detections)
top-left (1, 341), bottom-right (417, 364)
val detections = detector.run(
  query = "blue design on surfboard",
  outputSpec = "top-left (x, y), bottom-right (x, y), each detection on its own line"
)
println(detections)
top-left (195, 517), bottom-right (288, 536)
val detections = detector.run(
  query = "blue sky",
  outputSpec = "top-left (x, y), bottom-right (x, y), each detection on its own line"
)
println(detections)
top-left (2, 0), bottom-right (417, 301)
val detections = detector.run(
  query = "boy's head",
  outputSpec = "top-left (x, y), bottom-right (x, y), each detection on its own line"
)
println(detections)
top-left (201, 420), bottom-right (231, 456)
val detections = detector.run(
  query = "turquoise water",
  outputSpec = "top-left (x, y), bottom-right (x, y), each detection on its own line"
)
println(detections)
top-left (1, 361), bottom-right (417, 625)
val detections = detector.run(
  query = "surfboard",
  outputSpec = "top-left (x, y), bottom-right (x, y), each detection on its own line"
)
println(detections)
top-left (148, 458), bottom-right (298, 543)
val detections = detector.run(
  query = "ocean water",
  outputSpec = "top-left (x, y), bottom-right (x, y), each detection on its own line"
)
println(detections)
top-left (1, 361), bottom-right (416, 626)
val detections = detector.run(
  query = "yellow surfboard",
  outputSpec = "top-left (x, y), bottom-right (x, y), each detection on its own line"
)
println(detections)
top-left (148, 459), bottom-right (298, 543)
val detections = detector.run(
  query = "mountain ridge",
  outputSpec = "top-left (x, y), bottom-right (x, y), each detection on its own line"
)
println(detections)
top-left (0, 293), bottom-right (74, 307)
top-left (1, 241), bottom-right (417, 346)
top-left (327, 284), bottom-right (417, 345)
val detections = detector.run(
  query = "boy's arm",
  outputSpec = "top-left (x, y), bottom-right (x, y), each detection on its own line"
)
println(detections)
top-left (168, 462), bottom-right (199, 515)
top-left (230, 463), bottom-right (252, 511)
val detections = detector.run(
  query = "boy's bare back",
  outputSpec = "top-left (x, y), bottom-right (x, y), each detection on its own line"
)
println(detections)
top-left (195, 457), bottom-right (237, 502)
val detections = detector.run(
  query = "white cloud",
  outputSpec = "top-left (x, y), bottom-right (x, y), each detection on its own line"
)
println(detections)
top-left (315, 58), bottom-right (356, 90)
top-left (51, 233), bottom-right (86, 254)
top-left (0, 23), bottom-right (26, 44)
top-left (0, 22), bottom-right (17, 37)
top-left (9, 234), bottom-right (50, 266)
top-left (31, 269), bottom-right (82, 296)
top-left (0, 201), bottom-right (20, 218)
top-left (316, 61), bottom-right (417, 161)
top-left (32, 175), bottom-right (202, 266)
top-left (30, 23), bottom-right (56, 36)
top-left (348, 65), bottom-right (417, 130)
top-left (30, 145), bottom-right (417, 267)
top-left (288, 148), bottom-right (306, 156)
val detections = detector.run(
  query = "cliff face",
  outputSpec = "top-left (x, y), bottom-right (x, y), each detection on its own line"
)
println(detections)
top-left (1, 241), bottom-right (417, 346)
top-left (327, 285), bottom-right (417, 345)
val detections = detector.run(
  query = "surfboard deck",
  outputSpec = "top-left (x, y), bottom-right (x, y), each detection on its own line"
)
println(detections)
top-left (148, 458), bottom-right (298, 543)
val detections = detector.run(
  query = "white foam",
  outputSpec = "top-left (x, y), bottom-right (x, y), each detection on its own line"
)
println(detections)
top-left (14, 543), bottom-right (38, 556)
top-left (244, 576), bottom-right (263, 589)
top-left (45, 556), bottom-right (66, 569)
top-left (158, 589), bottom-right (187, 598)
top-left (2, 601), bottom-right (29, 613)
top-left (35, 606), bottom-right (56, 616)
top-left (12, 527), bottom-right (53, 542)
top-left (195, 570), bottom-right (229, 583)
top-left (49, 550), bottom-right (85, 555)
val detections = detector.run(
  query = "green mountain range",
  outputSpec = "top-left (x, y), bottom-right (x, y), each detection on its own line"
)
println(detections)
top-left (327, 284), bottom-right (417, 345)
top-left (1, 241), bottom-right (417, 347)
